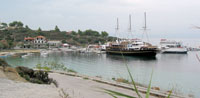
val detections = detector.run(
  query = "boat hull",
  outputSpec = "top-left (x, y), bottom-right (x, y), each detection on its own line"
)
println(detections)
top-left (106, 50), bottom-right (157, 57)
top-left (162, 51), bottom-right (187, 54)
top-left (161, 48), bottom-right (188, 54)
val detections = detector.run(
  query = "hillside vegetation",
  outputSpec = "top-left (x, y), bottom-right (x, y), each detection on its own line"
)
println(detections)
top-left (0, 21), bottom-right (116, 49)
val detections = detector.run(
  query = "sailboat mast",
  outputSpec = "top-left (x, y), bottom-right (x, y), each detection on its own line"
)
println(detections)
top-left (115, 18), bottom-right (119, 42)
top-left (143, 12), bottom-right (147, 30)
top-left (129, 14), bottom-right (132, 32)
top-left (142, 12), bottom-right (149, 42)
top-left (116, 18), bottom-right (119, 31)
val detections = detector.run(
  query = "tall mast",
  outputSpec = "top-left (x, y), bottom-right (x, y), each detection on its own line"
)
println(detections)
top-left (115, 18), bottom-right (119, 41)
top-left (143, 12), bottom-right (147, 30)
top-left (128, 14), bottom-right (132, 32)
top-left (142, 12), bottom-right (149, 42)
top-left (116, 18), bottom-right (119, 31)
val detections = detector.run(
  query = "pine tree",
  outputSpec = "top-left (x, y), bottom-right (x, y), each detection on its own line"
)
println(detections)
top-left (55, 25), bottom-right (60, 32)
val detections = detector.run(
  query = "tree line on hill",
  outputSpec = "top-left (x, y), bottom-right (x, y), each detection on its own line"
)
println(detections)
top-left (0, 21), bottom-right (116, 49)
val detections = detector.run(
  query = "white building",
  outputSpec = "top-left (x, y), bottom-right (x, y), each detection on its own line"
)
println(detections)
top-left (48, 40), bottom-right (62, 48)
top-left (33, 36), bottom-right (47, 48)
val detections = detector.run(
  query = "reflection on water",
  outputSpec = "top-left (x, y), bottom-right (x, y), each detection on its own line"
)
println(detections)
top-left (106, 54), bottom-right (157, 62)
top-left (160, 53), bottom-right (188, 60)
top-left (2, 51), bottom-right (200, 97)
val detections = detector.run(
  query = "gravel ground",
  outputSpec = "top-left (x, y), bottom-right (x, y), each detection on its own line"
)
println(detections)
top-left (0, 78), bottom-right (61, 98)
top-left (49, 73), bottom-right (157, 98)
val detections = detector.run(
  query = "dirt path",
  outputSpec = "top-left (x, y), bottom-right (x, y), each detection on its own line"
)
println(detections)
top-left (49, 73), bottom-right (157, 98)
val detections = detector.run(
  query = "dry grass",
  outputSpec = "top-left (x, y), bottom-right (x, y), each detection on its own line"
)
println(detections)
top-left (59, 88), bottom-right (70, 98)
top-left (151, 87), bottom-right (160, 90)
top-left (115, 78), bottom-right (129, 84)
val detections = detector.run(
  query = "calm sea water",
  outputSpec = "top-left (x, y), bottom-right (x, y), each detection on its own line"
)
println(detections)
top-left (3, 51), bottom-right (200, 97)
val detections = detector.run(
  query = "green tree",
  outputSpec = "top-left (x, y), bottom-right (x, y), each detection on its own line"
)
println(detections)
top-left (84, 29), bottom-right (100, 36)
top-left (71, 31), bottom-right (77, 35)
top-left (7, 40), bottom-right (14, 49)
top-left (38, 27), bottom-right (42, 32)
top-left (37, 27), bottom-right (44, 36)
top-left (0, 42), bottom-right (4, 50)
top-left (0, 23), bottom-right (8, 30)
top-left (101, 31), bottom-right (108, 37)
top-left (55, 25), bottom-right (60, 32)
top-left (78, 30), bottom-right (83, 35)
top-left (61, 40), bottom-right (67, 43)
top-left (25, 25), bottom-right (30, 30)
top-left (1, 23), bottom-right (7, 27)
top-left (38, 32), bottom-right (45, 36)
top-left (9, 21), bottom-right (23, 27)
top-left (17, 21), bottom-right (23, 27)
top-left (0, 40), bottom-right (9, 49)
top-left (9, 22), bottom-right (16, 27)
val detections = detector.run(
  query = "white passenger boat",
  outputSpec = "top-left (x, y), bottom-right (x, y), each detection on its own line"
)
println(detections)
top-left (159, 39), bottom-right (188, 54)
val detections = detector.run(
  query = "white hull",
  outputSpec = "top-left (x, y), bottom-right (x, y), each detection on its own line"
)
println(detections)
top-left (161, 48), bottom-right (187, 53)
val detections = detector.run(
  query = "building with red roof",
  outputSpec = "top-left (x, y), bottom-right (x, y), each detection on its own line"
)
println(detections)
top-left (24, 36), bottom-right (47, 49)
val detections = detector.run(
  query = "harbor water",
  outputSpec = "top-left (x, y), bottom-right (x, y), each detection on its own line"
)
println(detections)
top-left (2, 51), bottom-right (200, 97)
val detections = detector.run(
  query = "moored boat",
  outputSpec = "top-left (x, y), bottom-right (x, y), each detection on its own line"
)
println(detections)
top-left (106, 39), bottom-right (158, 57)
top-left (106, 13), bottom-right (158, 57)
top-left (159, 39), bottom-right (188, 54)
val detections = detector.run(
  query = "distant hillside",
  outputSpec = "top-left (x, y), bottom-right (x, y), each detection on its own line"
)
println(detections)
top-left (0, 21), bottom-right (117, 49)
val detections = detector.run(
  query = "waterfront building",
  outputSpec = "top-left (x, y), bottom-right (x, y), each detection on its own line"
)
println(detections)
top-left (23, 36), bottom-right (47, 49)
top-left (48, 40), bottom-right (62, 48)
top-left (24, 37), bottom-right (34, 49)
top-left (33, 36), bottom-right (47, 49)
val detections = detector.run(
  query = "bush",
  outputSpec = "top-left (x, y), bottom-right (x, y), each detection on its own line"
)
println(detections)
top-left (30, 78), bottom-right (43, 84)
top-left (16, 66), bottom-right (34, 77)
top-left (67, 69), bottom-right (77, 73)
top-left (116, 78), bottom-right (129, 84)
top-left (0, 58), bottom-right (10, 67)
top-left (16, 66), bottom-right (54, 84)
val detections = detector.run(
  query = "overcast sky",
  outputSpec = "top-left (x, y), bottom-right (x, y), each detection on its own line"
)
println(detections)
top-left (0, 0), bottom-right (200, 39)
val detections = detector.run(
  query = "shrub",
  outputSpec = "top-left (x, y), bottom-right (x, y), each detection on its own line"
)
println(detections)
top-left (30, 78), bottom-right (43, 84)
top-left (16, 66), bottom-right (54, 84)
top-left (116, 78), bottom-right (129, 84)
top-left (83, 77), bottom-right (89, 80)
top-left (16, 66), bottom-right (34, 77)
top-left (0, 58), bottom-right (10, 67)
top-left (67, 69), bottom-right (77, 73)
